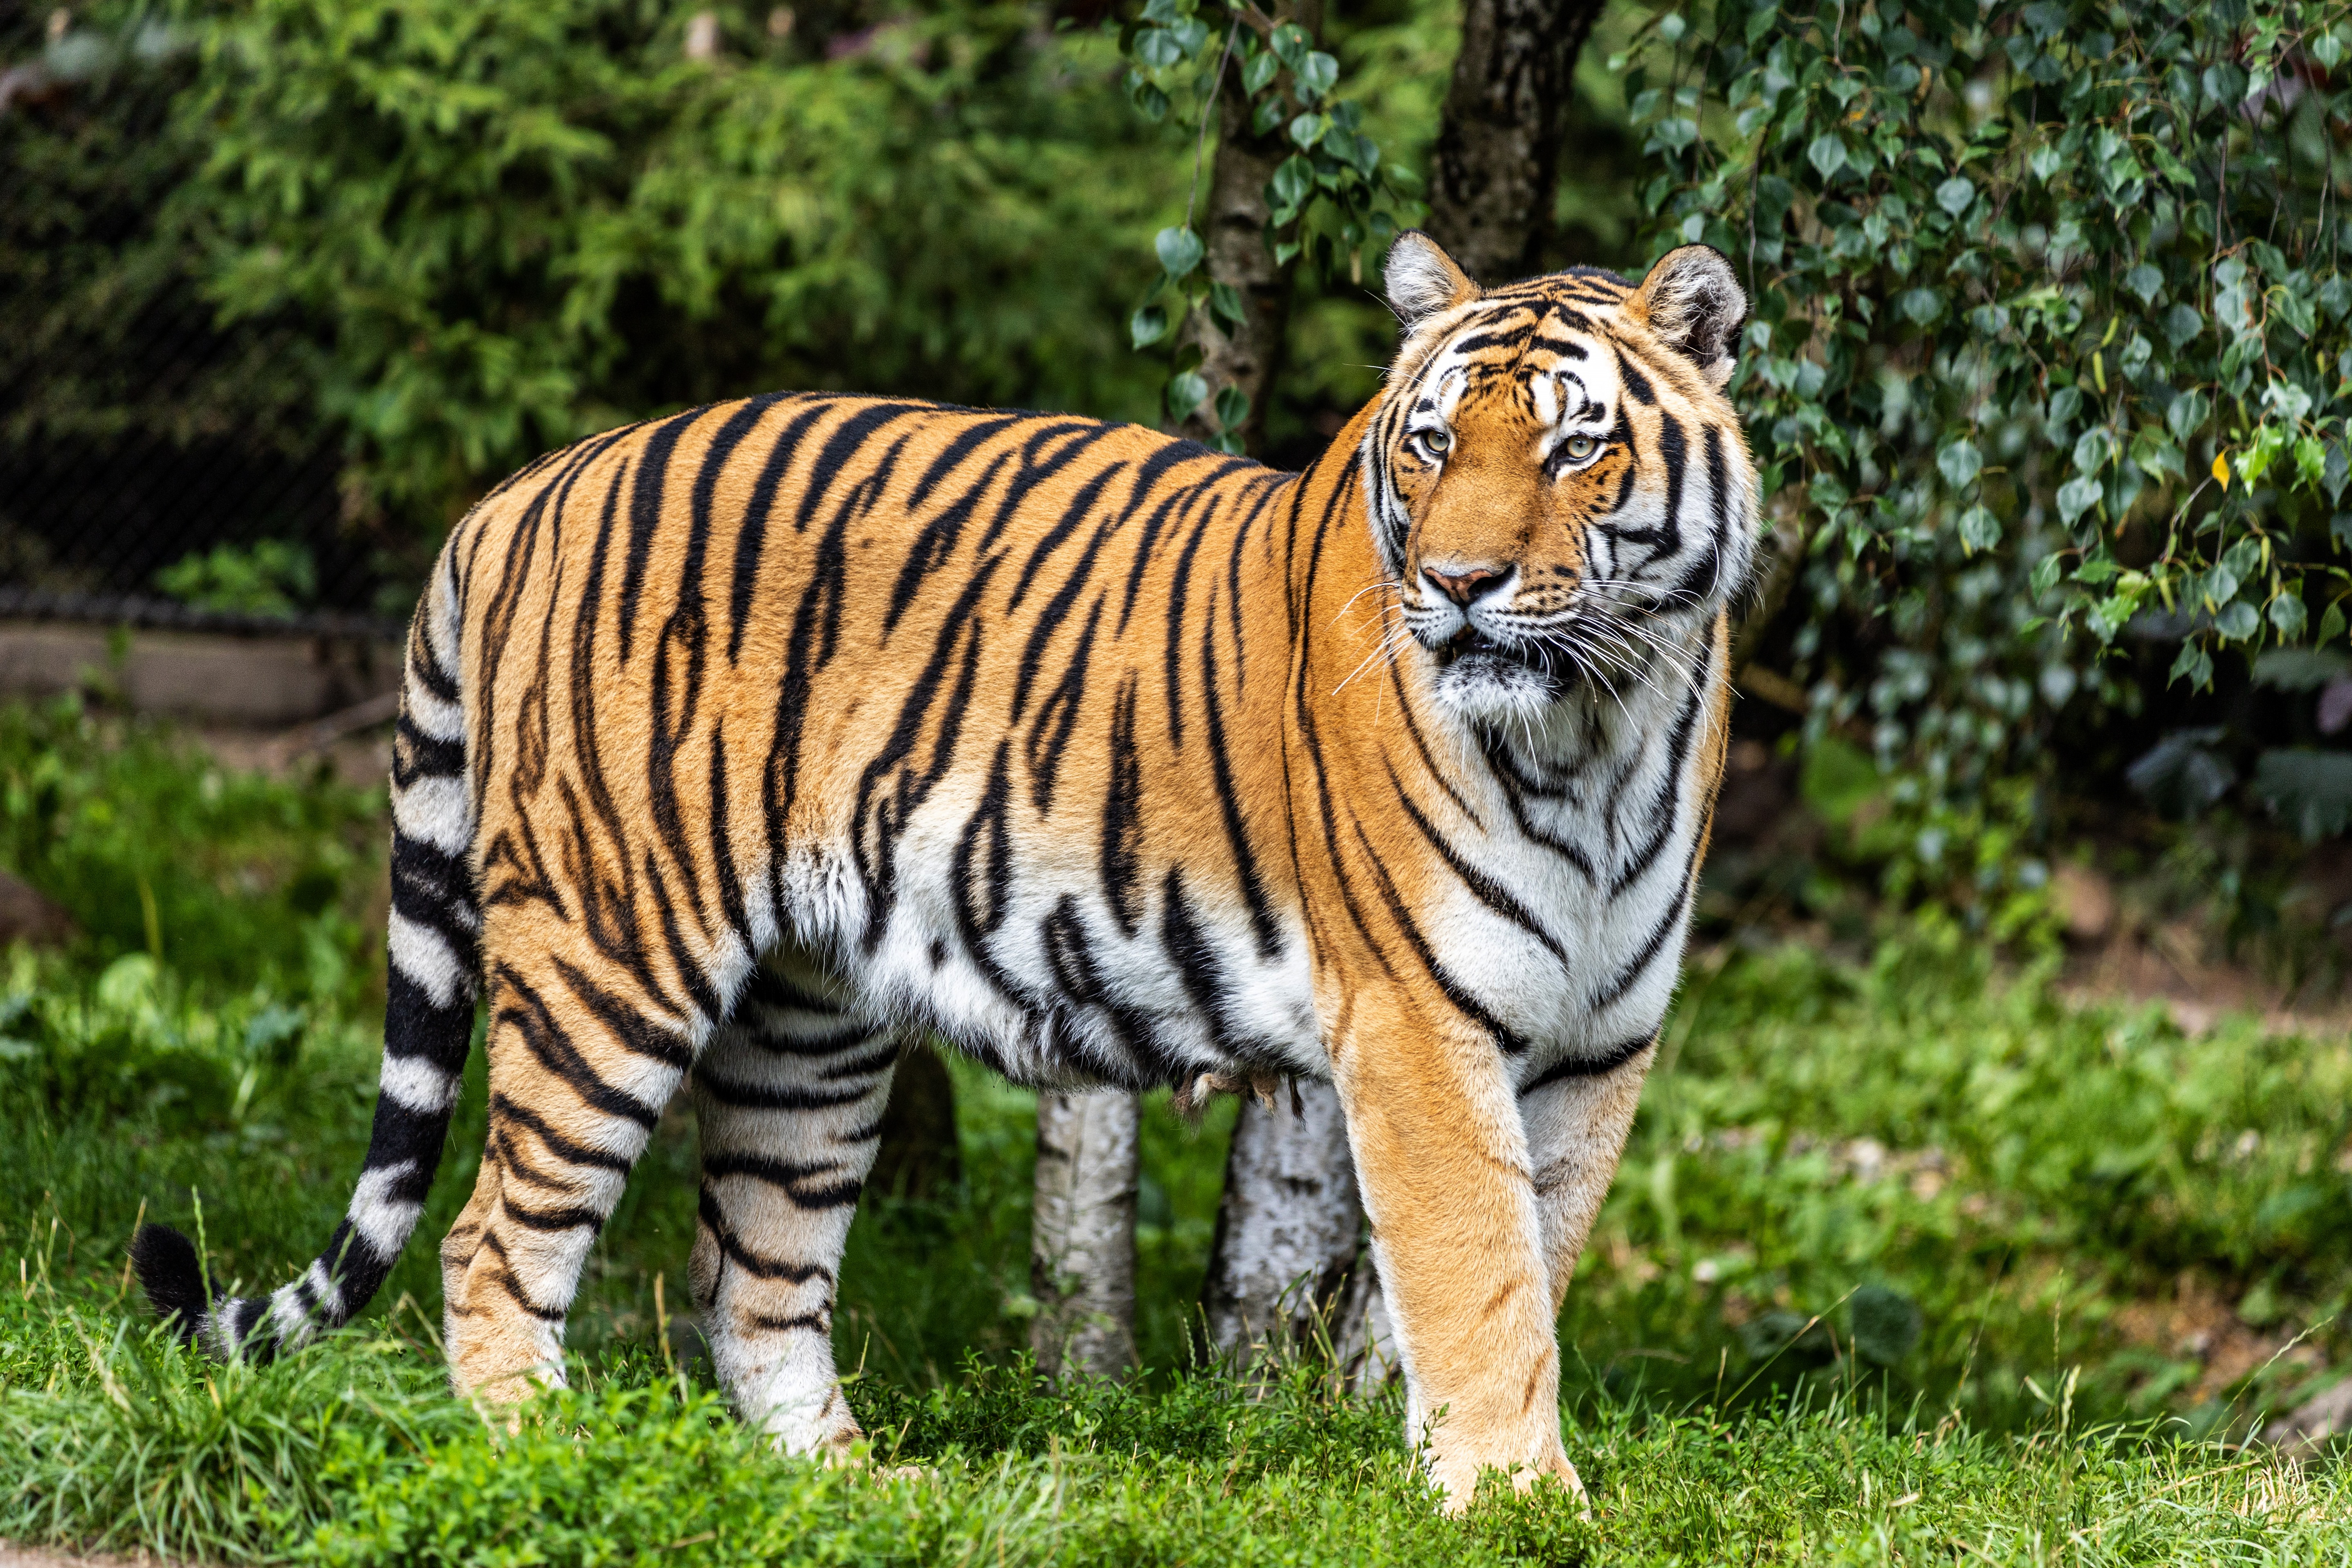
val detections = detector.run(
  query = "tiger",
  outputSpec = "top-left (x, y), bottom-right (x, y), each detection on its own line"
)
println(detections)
top-left (135, 230), bottom-right (1754, 1511)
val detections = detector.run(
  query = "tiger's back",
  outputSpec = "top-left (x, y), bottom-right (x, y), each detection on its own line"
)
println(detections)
top-left (458, 394), bottom-right (1321, 1094)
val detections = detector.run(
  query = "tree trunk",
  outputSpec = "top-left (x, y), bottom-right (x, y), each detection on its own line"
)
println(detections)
top-left (1423, 0), bottom-right (1608, 283)
top-left (870, 1041), bottom-right (961, 1201)
top-left (1029, 1090), bottom-right (1140, 1381)
top-left (1175, 0), bottom-right (1324, 453)
top-left (1198, 1079), bottom-right (1360, 1369)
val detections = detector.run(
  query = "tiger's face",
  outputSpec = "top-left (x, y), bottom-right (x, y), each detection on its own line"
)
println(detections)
top-left (1363, 233), bottom-right (1757, 724)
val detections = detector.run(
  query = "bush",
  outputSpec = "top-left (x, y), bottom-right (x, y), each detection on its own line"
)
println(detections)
top-left (1627, 0), bottom-right (2352, 819)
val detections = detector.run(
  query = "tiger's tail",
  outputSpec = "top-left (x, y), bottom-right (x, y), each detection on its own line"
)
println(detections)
top-left (135, 547), bottom-right (480, 1360)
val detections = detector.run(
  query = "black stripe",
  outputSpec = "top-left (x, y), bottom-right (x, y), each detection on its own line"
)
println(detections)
top-left (1519, 1036), bottom-right (1655, 1094)
top-left (1387, 764), bottom-right (1565, 961)
top-left (617, 406), bottom-right (711, 663)
top-left (728, 400), bottom-right (835, 660)
top-left (1352, 820), bottom-right (1534, 1054)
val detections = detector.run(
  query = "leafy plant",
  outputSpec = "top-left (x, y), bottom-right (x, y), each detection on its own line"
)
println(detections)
top-left (1624, 0), bottom-right (2352, 809)
top-left (154, 539), bottom-right (316, 617)
top-left (1114, 0), bottom-right (1411, 446)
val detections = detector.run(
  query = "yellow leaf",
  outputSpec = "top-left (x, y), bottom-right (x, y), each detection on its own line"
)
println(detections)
top-left (2212, 452), bottom-right (2230, 490)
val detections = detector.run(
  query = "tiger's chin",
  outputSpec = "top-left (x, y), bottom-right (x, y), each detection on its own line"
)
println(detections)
top-left (1428, 632), bottom-right (1569, 724)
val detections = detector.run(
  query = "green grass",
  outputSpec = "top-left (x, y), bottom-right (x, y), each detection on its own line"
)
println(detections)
top-left (5, 699), bottom-right (2352, 1562)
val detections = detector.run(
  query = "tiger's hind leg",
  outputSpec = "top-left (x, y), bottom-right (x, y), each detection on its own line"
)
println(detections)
top-left (688, 947), bottom-right (900, 1458)
top-left (440, 909), bottom-right (717, 1404)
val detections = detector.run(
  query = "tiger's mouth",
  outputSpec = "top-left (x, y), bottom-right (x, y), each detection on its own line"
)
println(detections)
top-left (1434, 626), bottom-right (1561, 679)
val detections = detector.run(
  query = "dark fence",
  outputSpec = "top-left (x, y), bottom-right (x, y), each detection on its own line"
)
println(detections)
top-left (2, 17), bottom-right (408, 643)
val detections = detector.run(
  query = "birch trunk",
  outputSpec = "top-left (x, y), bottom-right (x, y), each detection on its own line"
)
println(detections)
top-left (1198, 1079), bottom-right (1361, 1368)
top-left (1029, 1090), bottom-right (1140, 1380)
top-left (1174, 0), bottom-right (1324, 453)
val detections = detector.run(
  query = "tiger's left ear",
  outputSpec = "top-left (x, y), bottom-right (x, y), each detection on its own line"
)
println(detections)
top-left (1628, 245), bottom-right (1746, 391)
top-left (1384, 230), bottom-right (1481, 330)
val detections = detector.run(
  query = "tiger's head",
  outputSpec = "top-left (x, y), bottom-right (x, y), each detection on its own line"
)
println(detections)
top-left (1362, 231), bottom-right (1758, 724)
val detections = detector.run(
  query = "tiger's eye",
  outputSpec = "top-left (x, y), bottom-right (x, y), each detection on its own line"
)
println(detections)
top-left (1421, 429), bottom-right (1452, 456)
top-left (1564, 434), bottom-right (1598, 462)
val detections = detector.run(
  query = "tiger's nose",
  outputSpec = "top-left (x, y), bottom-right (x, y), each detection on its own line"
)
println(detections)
top-left (1423, 562), bottom-right (1509, 606)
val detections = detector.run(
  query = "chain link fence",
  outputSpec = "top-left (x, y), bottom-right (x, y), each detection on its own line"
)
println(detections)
top-left (2, 11), bottom-right (408, 642)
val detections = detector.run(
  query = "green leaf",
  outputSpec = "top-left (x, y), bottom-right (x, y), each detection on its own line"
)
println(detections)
top-left (1207, 281), bottom-right (1246, 332)
top-left (1957, 505), bottom-right (2001, 551)
top-left (2124, 264), bottom-right (2163, 305)
top-left (2166, 390), bottom-right (2208, 444)
top-left (1288, 112), bottom-right (1327, 149)
top-left (1242, 50), bottom-right (1278, 94)
top-left (1154, 225), bottom-right (1204, 279)
top-left (1167, 370), bottom-right (1210, 421)
top-left (2029, 552), bottom-right (2064, 598)
top-left (1936, 439), bottom-right (1982, 489)
top-left (1269, 21), bottom-right (1311, 66)
top-left (2056, 475), bottom-right (2103, 525)
top-left (2269, 592), bottom-right (2309, 641)
top-left (1135, 27), bottom-right (1183, 69)
top-left (1934, 175), bottom-right (1974, 217)
top-left (1212, 384), bottom-right (1250, 433)
top-left (1293, 50), bottom-right (1338, 102)
top-left (1129, 305), bottom-right (1169, 349)
top-left (1268, 155), bottom-right (1314, 211)
top-left (1807, 134), bottom-right (1847, 179)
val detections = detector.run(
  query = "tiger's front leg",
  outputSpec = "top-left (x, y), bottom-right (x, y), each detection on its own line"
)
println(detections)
top-left (1329, 986), bottom-right (1578, 1513)
top-left (1522, 1045), bottom-right (1657, 1322)
top-left (688, 951), bottom-right (899, 1458)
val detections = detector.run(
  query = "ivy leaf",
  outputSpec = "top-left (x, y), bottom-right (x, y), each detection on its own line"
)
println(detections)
top-left (1242, 50), bottom-right (1278, 95)
top-left (2057, 475), bottom-right (2103, 525)
top-left (1268, 155), bottom-right (1314, 212)
top-left (2071, 427), bottom-right (2113, 476)
top-left (2124, 264), bottom-right (2163, 305)
top-left (1288, 112), bottom-right (1327, 149)
top-left (1154, 225), bottom-right (1204, 280)
top-left (2131, 427), bottom-right (2185, 482)
top-left (1293, 50), bottom-right (1338, 102)
top-left (1936, 438), bottom-right (1982, 489)
top-left (1269, 22), bottom-right (1311, 66)
top-left (1167, 370), bottom-right (1210, 421)
top-left (2161, 303), bottom-right (2202, 348)
top-left (2028, 143), bottom-right (2064, 182)
top-left (2166, 389), bottom-right (2208, 444)
top-left (1129, 305), bottom-right (1168, 349)
top-left (1957, 505), bottom-right (2001, 551)
top-left (2029, 551), bottom-right (2065, 598)
top-left (1207, 281), bottom-right (1246, 332)
top-left (1934, 175), bottom-right (1974, 216)
top-left (1136, 27), bottom-right (1184, 70)
top-left (1807, 134), bottom-right (1847, 179)
top-left (1213, 384), bottom-right (1250, 433)
top-left (1899, 288), bottom-right (1941, 324)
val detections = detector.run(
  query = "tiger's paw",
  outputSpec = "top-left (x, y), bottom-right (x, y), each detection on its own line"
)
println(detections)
top-left (1429, 1448), bottom-right (1589, 1519)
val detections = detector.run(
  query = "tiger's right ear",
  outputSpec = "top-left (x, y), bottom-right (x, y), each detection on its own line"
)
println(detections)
top-left (1384, 230), bottom-right (1479, 329)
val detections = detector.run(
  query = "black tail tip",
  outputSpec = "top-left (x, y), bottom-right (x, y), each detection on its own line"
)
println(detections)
top-left (131, 1223), bottom-right (209, 1341)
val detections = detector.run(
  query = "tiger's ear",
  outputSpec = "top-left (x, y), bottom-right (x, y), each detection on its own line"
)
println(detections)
top-left (1384, 230), bottom-right (1479, 329)
top-left (1629, 245), bottom-right (1746, 390)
